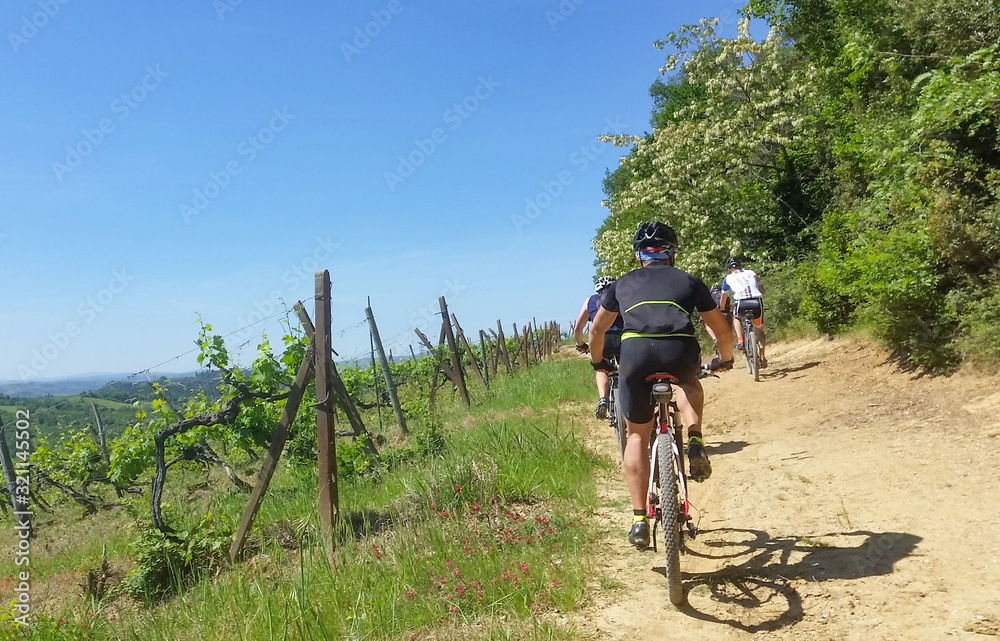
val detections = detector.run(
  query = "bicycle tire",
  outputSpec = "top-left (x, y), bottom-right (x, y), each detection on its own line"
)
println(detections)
top-left (746, 329), bottom-right (759, 381)
top-left (656, 434), bottom-right (684, 606)
top-left (611, 381), bottom-right (627, 457)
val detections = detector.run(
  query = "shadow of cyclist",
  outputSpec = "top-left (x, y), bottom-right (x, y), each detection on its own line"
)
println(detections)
top-left (704, 440), bottom-right (749, 456)
top-left (651, 527), bottom-right (921, 632)
top-left (758, 361), bottom-right (821, 381)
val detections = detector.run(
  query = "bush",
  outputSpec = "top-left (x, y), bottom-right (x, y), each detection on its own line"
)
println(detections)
top-left (956, 287), bottom-right (1000, 370)
top-left (759, 260), bottom-right (815, 340)
top-left (119, 513), bottom-right (232, 601)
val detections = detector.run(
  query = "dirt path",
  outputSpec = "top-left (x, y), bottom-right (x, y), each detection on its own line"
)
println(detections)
top-left (565, 337), bottom-right (1000, 640)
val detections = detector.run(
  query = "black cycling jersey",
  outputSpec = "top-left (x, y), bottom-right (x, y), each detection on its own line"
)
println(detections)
top-left (599, 263), bottom-right (717, 341)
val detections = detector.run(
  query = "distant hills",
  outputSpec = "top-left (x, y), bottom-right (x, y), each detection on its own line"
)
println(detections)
top-left (0, 371), bottom-right (197, 398)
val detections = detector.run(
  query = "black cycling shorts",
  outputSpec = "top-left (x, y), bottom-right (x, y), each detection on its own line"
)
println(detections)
top-left (734, 298), bottom-right (763, 322)
top-left (618, 336), bottom-right (701, 424)
top-left (603, 332), bottom-right (622, 361)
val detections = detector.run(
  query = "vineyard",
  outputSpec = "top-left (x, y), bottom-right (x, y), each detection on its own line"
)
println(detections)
top-left (0, 278), bottom-right (587, 640)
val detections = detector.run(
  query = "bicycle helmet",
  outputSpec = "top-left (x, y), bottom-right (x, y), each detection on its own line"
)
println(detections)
top-left (594, 276), bottom-right (614, 293)
top-left (725, 257), bottom-right (741, 270)
top-left (632, 221), bottom-right (678, 252)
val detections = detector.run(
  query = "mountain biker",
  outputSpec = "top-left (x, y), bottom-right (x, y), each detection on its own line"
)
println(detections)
top-left (719, 258), bottom-right (767, 368)
top-left (573, 276), bottom-right (624, 419)
top-left (587, 222), bottom-right (734, 549)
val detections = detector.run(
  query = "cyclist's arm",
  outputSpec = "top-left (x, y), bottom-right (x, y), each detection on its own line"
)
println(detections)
top-left (719, 290), bottom-right (730, 311)
top-left (588, 306), bottom-right (617, 365)
top-left (702, 308), bottom-right (734, 362)
top-left (572, 300), bottom-right (590, 346)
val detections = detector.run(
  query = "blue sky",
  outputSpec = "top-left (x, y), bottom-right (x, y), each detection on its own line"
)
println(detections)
top-left (1, 0), bottom-right (748, 381)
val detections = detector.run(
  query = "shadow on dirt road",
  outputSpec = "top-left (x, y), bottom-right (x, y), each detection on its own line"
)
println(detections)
top-left (657, 528), bottom-right (921, 632)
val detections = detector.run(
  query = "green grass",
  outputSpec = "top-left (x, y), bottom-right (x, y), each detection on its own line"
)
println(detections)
top-left (1, 357), bottom-right (599, 640)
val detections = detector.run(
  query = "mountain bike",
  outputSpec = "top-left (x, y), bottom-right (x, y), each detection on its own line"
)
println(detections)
top-left (644, 372), bottom-right (698, 607)
top-left (607, 356), bottom-right (626, 457)
top-left (737, 308), bottom-right (762, 382)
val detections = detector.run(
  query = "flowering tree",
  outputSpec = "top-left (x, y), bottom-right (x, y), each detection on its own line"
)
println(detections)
top-left (596, 18), bottom-right (819, 278)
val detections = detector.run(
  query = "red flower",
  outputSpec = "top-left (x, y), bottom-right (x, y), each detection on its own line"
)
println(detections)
top-left (551, 579), bottom-right (559, 587)
top-left (473, 503), bottom-right (480, 512)
top-left (57, 619), bottom-right (65, 627)
top-left (441, 509), bottom-right (449, 517)
top-left (406, 589), bottom-right (415, 599)
top-left (372, 544), bottom-right (381, 559)
top-left (454, 485), bottom-right (460, 493)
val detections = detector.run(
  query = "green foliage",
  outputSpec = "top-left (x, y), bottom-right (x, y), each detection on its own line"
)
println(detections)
top-left (120, 513), bottom-right (232, 601)
top-left (594, 0), bottom-right (1000, 370)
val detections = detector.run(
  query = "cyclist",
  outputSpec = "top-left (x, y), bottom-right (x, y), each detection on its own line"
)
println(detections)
top-left (719, 258), bottom-right (767, 368)
top-left (573, 276), bottom-right (624, 419)
top-left (588, 222), bottom-right (734, 549)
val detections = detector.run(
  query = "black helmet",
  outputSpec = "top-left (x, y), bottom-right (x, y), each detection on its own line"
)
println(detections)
top-left (594, 276), bottom-right (614, 293)
top-left (725, 257), bottom-right (741, 270)
top-left (710, 284), bottom-right (721, 294)
top-left (632, 221), bottom-right (677, 252)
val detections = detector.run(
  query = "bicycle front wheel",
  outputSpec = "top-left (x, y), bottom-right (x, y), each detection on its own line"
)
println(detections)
top-left (656, 435), bottom-right (684, 606)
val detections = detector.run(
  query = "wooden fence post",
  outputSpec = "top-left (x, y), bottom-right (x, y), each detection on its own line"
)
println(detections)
top-left (452, 313), bottom-right (487, 391)
top-left (315, 270), bottom-right (338, 553)
top-left (439, 297), bottom-right (471, 409)
top-left (296, 304), bottom-right (378, 461)
top-left (496, 321), bottom-right (513, 374)
top-left (479, 330), bottom-right (491, 386)
top-left (366, 304), bottom-right (409, 436)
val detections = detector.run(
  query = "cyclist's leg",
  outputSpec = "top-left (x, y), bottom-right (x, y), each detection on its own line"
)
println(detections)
top-left (732, 303), bottom-right (745, 347)
top-left (673, 379), bottom-right (704, 435)
top-left (618, 337), bottom-right (658, 545)
top-left (622, 416), bottom-right (654, 510)
top-left (595, 370), bottom-right (609, 398)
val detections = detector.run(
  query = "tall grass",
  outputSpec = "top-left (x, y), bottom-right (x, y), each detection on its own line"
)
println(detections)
top-left (3, 357), bottom-right (602, 640)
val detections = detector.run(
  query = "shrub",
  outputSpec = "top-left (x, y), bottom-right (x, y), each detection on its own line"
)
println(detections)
top-left (119, 513), bottom-right (232, 601)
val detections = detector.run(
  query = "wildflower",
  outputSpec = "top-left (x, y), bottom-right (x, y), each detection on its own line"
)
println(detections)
top-left (449, 605), bottom-right (457, 614)
top-left (372, 544), bottom-right (381, 559)
top-left (452, 568), bottom-right (461, 577)
top-left (406, 589), bottom-right (415, 599)
top-left (502, 569), bottom-right (509, 581)
top-left (58, 619), bottom-right (65, 627)
top-left (551, 579), bottom-right (559, 587)
top-left (473, 503), bottom-right (480, 512)
top-left (454, 485), bottom-right (460, 493)
top-left (442, 509), bottom-right (449, 517)
top-left (477, 588), bottom-right (484, 600)
top-left (444, 593), bottom-right (452, 601)
top-left (446, 559), bottom-right (453, 568)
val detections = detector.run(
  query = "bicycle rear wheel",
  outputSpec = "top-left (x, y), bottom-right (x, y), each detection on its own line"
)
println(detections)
top-left (656, 435), bottom-right (684, 606)
top-left (745, 329), bottom-right (759, 381)
top-left (611, 380), bottom-right (626, 457)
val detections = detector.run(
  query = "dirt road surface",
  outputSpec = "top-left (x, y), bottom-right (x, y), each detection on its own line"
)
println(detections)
top-left (567, 337), bottom-right (1000, 640)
